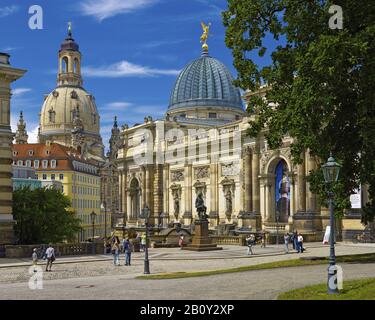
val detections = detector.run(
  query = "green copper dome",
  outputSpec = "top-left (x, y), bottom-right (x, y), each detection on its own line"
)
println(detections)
top-left (168, 53), bottom-right (243, 111)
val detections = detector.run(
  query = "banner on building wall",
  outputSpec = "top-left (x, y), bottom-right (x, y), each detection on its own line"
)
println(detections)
top-left (323, 226), bottom-right (330, 244)
top-left (350, 187), bottom-right (361, 209)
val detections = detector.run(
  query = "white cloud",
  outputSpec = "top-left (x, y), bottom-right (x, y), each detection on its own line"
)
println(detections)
top-left (1, 46), bottom-right (18, 52)
top-left (83, 60), bottom-right (180, 78)
top-left (12, 88), bottom-right (32, 97)
top-left (0, 5), bottom-right (19, 18)
top-left (79, 0), bottom-right (158, 21)
top-left (105, 102), bottom-right (134, 110)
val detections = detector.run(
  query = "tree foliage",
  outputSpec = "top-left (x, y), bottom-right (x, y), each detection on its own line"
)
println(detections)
top-left (223, 0), bottom-right (375, 222)
top-left (13, 187), bottom-right (81, 244)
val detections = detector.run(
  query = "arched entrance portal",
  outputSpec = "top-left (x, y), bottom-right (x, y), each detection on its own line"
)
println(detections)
top-left (129, 178), bottom-right (140, 220)
top-left (275, 160), bottom-right (290, 223)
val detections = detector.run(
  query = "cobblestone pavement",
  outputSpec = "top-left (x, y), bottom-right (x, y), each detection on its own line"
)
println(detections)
top-left (0, 262), bottom-right (374, 300)
top-left (0, 243), bottom-right (374, 286)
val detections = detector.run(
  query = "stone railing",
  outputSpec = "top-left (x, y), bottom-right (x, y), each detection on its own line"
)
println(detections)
top-left (4, 242), bottom-right (104, 259)
top-left (209, 235), bottom-right (244, 246)
top-left (264, 222), bottom-right (288, 232)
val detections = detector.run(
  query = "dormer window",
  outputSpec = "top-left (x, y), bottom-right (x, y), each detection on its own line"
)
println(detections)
top-left (48, 108), bottom-right (56, 123)
top-left (28, 150), bottom-right (34, 156)
top-left (42, 160), bottom-right (48, 168)
top-left (26, 160), bottom-right (31, 167)
top-left (17, 160), bottom-right (23, 166)
top-left (46, 150), bottom-right (50, 155)
top-left (51, 160), bottom-right (57, 168)
top-left (13, 151), bottom-right (18, 156)
top-left (71, 90), bottom-right (78, 99)
top-left (34, 160), bottom-right (40, 168)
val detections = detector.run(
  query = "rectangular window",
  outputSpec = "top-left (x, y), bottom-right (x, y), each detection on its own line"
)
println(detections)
top-left (34, 160), bottom-right (39, 168)
top-left (42, 160), bottom-right (48, 169)
top-left (51, 174), bottom-right (55, 180)
top-left (51, 160), bottom-right (57, 168)
top-left (209, 112), bottom-right (217, 119)
top-left (42, 174), bottom-right (47, 180)
top-left (59, 174), bottom-right (64, 180)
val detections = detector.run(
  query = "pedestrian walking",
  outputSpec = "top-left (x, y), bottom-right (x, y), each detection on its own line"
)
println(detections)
top-left (297, 233), bottom-right (304, 253)
top-left (112, 241), bottom-right (120, 266)
top-left (141, 233), bottom-right (147, 252)
top-left (123, 238), bottom-right (132, 266)
top-left (284, 233), bottom-right (290, 254)
top-left (178, 235), bottom-right (185, 249)
top-left (44, 243), bottom-right (55, 272)
top-left (293, 230), bottom-right (299, 252)
top-left (31, 248), bottom-right (38, 272)
top-left (260, 233), bottom-right (266, 248)
top-left (246, 234), bottom-right (255, 255)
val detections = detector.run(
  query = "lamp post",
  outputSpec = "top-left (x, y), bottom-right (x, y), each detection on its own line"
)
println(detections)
top-left (90, 211), bottom-right (97, 255)
top-left (101, 202), bottom-right (107, 239)
top-left (322, 153), bottom-right (342, 294)
top-left (140, 205), bottom-right (151, 274)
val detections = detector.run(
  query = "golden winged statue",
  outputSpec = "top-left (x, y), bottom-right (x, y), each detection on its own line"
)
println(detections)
top-left (200, 22), bottom-right (211, 47)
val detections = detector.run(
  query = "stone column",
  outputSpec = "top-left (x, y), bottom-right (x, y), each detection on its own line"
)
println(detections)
top-left (163, 164), bottom-right (169, 217)
top-left (251, 146), bottom-right (260, 214)
top-left (0, 53), bottom-right (25, 244)
top-left (243, 146), bottom-right (252, 212)
top-left (209, 163), bottom-right (218, 217)
top-left (297, 162), bottom-right (306, 212)
top-left (141, 166), bottom-right (146, 210)
top-left (153, 164), bottom-right (163, 225)
top-left (305, 151), bottom-right (317, 212)
top-left (184, 164), bottom-right (192, 221)
top-left (122, 169), bottom-right (127, 221)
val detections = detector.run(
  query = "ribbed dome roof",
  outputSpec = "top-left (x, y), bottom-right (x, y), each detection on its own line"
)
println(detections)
top-left (168, 53), bottom-right (243, 111)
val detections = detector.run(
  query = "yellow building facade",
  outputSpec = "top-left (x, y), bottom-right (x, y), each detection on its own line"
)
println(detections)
top-left (12, 142), bottom-right (110, 241)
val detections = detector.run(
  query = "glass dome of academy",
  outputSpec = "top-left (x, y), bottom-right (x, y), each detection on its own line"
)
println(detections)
top-left (166, 40), bottom-right (245, 122)
top-left (39, 25), bottom-right (104, 161)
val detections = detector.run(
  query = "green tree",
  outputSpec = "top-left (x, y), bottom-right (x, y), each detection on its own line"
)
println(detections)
top-left (223, 0), bottom-right (375, 222)
top-left (13, 187), bottom-right (81, 244)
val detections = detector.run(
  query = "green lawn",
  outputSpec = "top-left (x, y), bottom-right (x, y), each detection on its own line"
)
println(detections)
top-left (278, 278), bottom-right (375, 300)
top-left (136, 253), bottom-right (375, 280)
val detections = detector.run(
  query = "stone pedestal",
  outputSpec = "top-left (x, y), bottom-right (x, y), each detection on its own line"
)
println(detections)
top-left (183, 220), bottom-right (222, 251)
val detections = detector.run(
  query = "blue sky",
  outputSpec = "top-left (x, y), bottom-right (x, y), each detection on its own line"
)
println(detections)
top-left (0, 0), bottom-right (276, 149)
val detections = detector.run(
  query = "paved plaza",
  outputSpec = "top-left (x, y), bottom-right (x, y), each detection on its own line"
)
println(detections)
top-left (0, 242), bottom-right (374, 299)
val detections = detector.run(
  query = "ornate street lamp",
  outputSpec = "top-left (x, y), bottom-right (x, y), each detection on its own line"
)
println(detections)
top-left (322, 153), bottom-right (342, 294)
top-left (90, 211), bottom-right (97, 255)
top-left (140, 205), bottom-right (151, 274)
top-left (101, 202), bottom-right (107, 239)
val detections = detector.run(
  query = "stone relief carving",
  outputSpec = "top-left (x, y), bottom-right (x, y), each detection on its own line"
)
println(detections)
top-left (194, 166), bottom-right (209, 179)
top-left (221, 162), bottom-right (239, 176)
top-left (171, 170), bottom-right (184, 182)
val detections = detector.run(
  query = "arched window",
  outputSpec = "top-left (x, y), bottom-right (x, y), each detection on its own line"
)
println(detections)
top-left (62, 56), bottom-right (69, 73)
top-left (74, 58), bottom-right (79, 74)
top-left (275, 160), bottom-right (290, 223)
